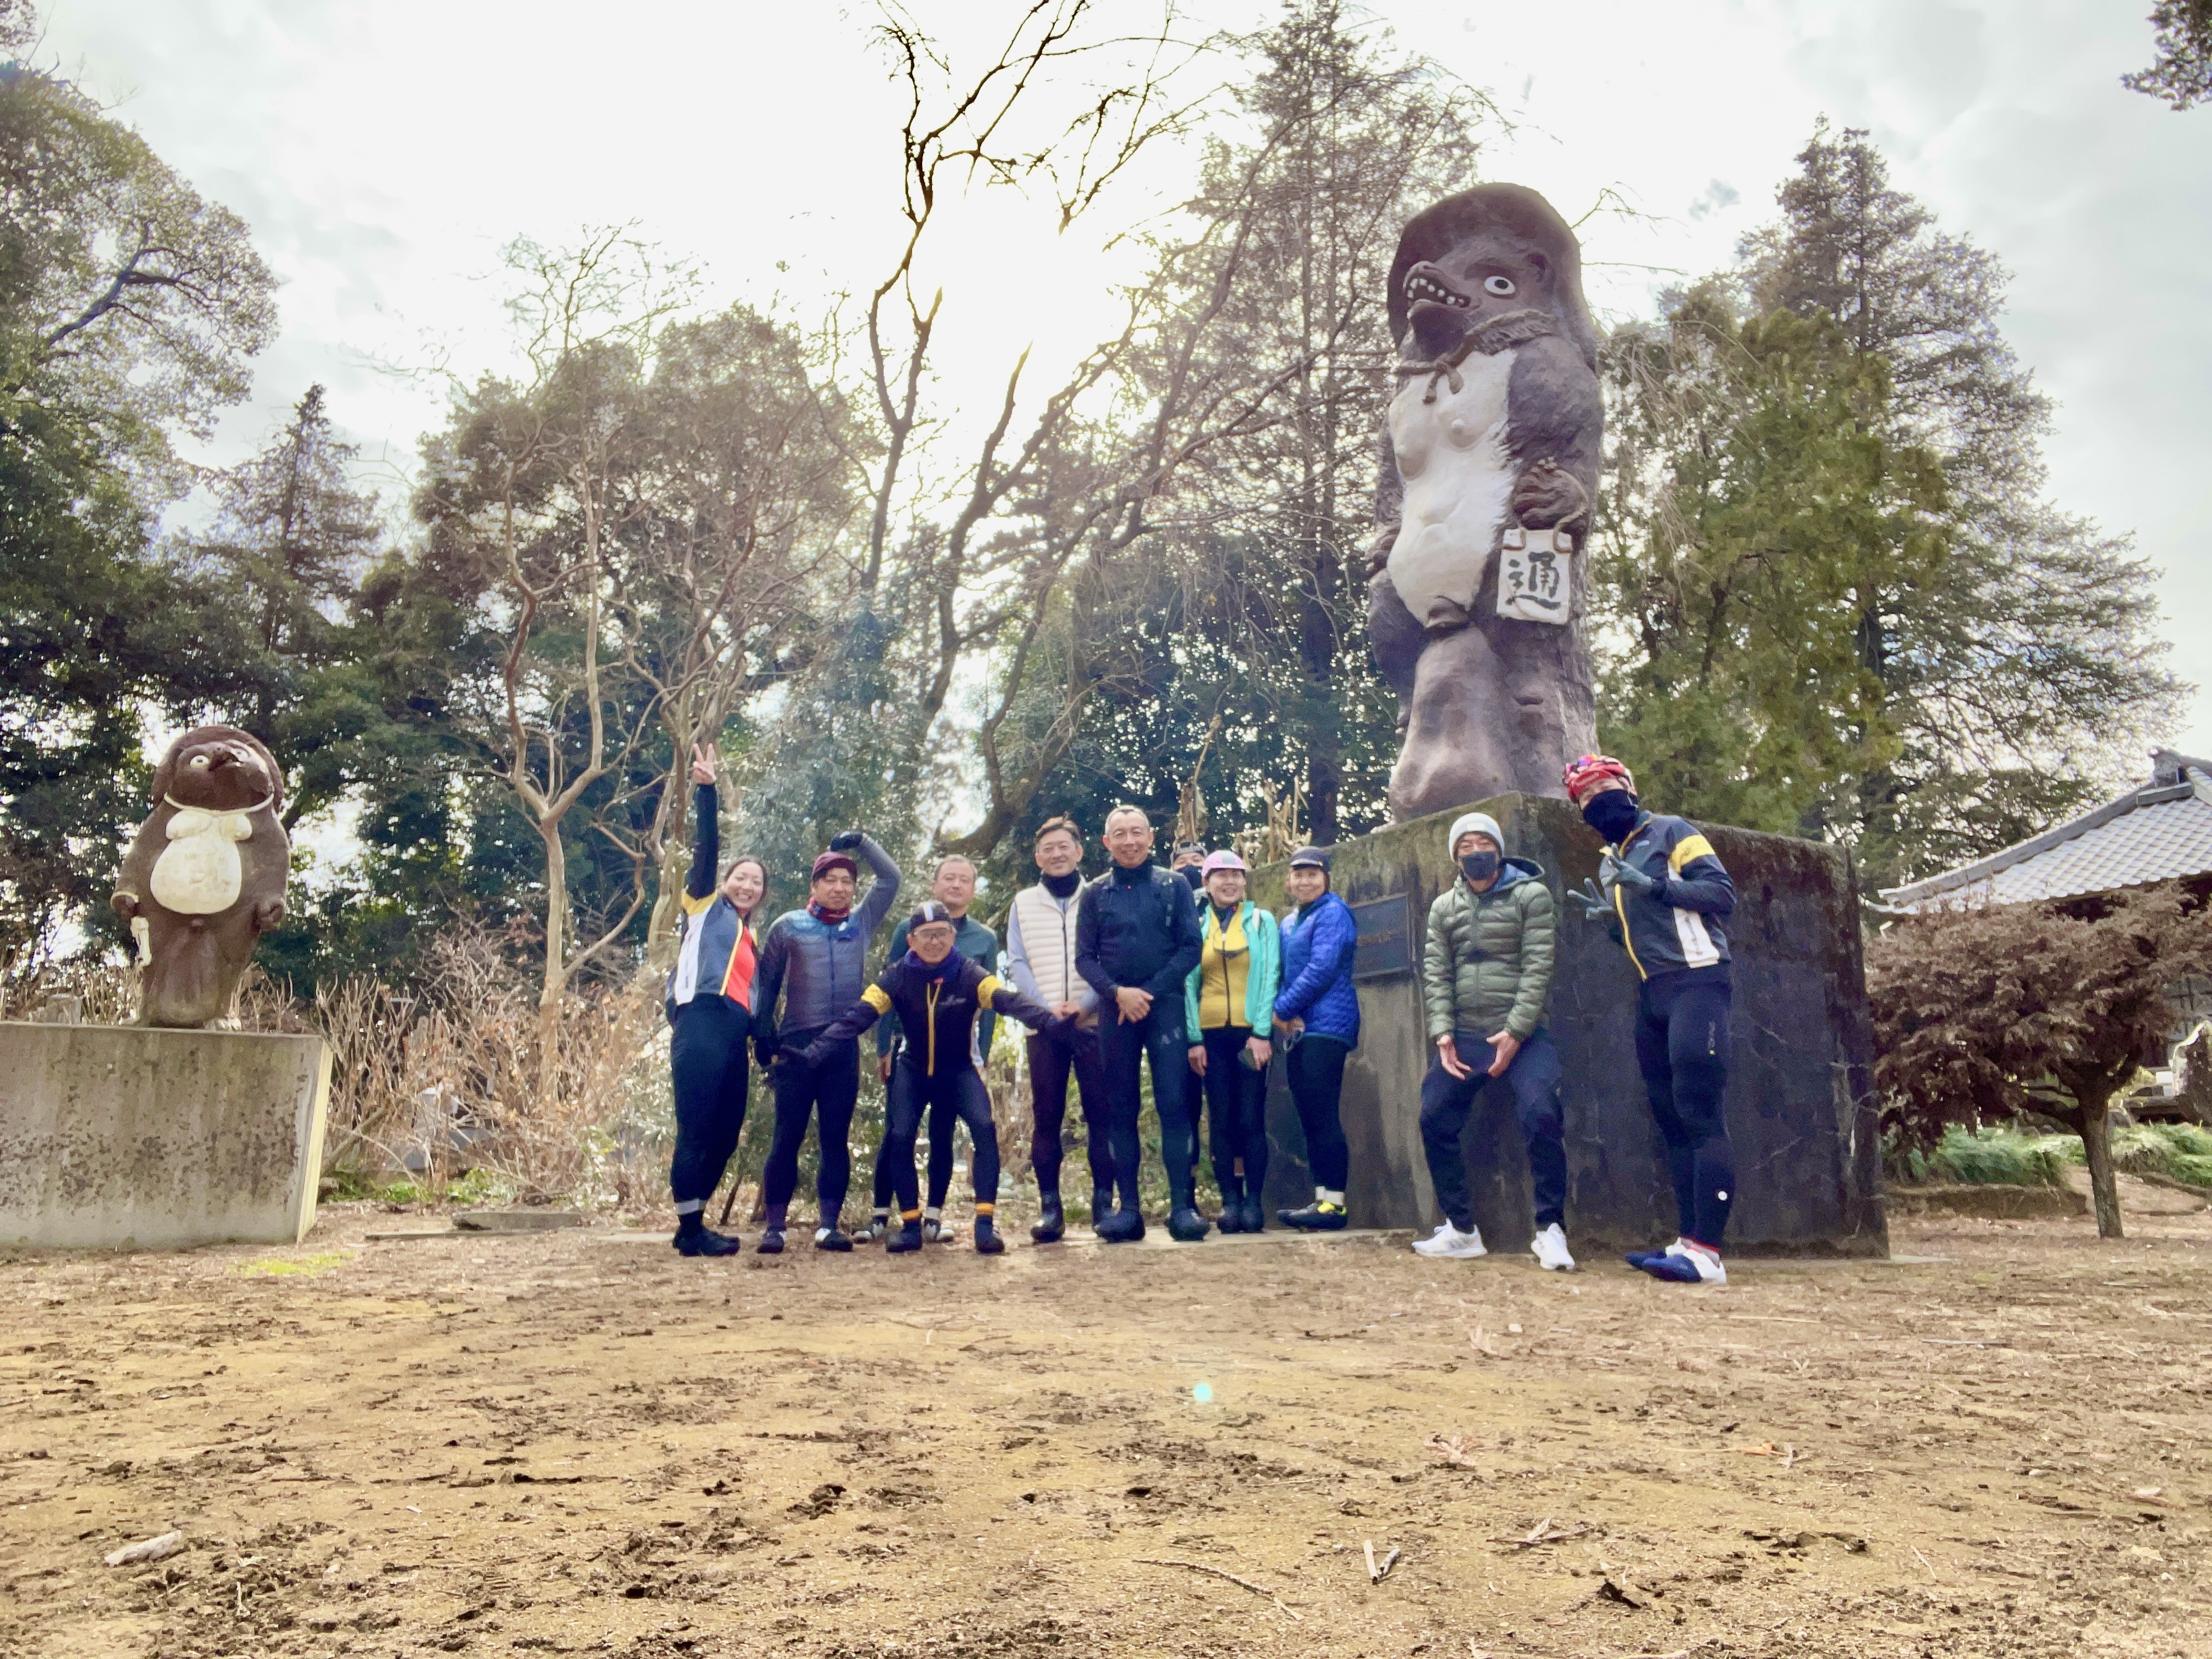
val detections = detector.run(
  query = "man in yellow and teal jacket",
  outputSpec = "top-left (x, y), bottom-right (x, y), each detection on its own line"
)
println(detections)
top-left (1182, 850), bottom-right (1282, 1234)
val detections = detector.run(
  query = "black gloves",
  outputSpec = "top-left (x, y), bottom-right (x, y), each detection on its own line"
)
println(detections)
top-left (1600, 850), bottom-right (1658, 896)
top-left (827, 830), bottom-right (864, 853)
top-left (1568, 878), bottom-right (1612, 921)
top-left (769, 1037), bottom-right (823, 1070)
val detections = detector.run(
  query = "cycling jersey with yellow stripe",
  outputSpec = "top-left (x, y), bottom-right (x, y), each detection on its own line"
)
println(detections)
top-left (816, 955), bottom-right (1047, 1076)
top-left (1605, 812), bottom-right (1736, 980)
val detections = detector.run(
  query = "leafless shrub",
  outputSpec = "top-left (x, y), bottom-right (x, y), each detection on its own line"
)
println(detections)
top-left (0, 956), bottom-right (297, 1030)
top-left (984, 1035), bottom-right (1034, 1195)
top-left (4, 929), bottom-right (664, 1210)
top-left (310, 922), bottom-right (665, 1208)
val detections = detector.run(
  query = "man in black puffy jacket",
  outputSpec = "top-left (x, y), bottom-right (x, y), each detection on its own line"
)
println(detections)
top-left (751, 830), bottom-right (901, 1254)
top-left (1076, 806), bottom-right (1205, 1242)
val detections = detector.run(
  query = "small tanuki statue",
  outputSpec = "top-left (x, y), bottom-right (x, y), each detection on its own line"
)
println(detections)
top-left (111, 726), bottom-right (289, 1028)
top-left (1367, 183), bottom-right (1603, 820)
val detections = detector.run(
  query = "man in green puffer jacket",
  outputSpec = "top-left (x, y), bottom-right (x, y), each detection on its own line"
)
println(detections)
top-left (1413, 811), bottom-right (1575, 1272)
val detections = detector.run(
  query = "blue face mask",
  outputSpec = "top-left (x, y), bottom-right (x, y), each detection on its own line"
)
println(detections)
top-left (1459, 850), bottom-right (1500, 883)
top-left (1581, 789), bottom-right (1641, 844)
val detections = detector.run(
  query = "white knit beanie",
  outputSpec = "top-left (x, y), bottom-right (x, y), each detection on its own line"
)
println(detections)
top-left (1447, 811), bottom-right (1503, 853)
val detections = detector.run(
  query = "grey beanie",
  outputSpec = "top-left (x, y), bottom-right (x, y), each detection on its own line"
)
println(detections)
top-left (1447, 811), bottom-right (1503, 853)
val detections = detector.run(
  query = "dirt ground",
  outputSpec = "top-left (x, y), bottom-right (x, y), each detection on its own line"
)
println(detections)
top-left (4, 1181), bottom-right (2210, 1659)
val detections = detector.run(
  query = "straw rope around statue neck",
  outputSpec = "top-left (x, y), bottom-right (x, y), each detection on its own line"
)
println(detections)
top-left (1393, 307), bottom-right (1558, 404)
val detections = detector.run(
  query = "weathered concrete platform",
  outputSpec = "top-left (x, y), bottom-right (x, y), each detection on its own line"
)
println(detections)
top-left (1251, 794), bottom-right (1887, 1256)
top-left (0, 1022), bottom-right (330, 1248)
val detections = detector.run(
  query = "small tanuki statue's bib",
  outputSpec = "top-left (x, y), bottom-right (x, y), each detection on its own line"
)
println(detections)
top-left (149, 803), bottom-right (257, 915)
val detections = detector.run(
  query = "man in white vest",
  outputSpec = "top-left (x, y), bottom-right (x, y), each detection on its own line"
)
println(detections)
top-left (1005, 815), bottom-right (1109, 1241)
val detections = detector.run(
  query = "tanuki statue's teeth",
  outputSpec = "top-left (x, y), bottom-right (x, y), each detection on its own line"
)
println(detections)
top-left (1404, 272), bottom-right (1471, 308)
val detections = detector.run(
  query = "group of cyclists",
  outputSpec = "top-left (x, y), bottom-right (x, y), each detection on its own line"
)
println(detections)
top-left (665, 746), bottom-right (1740, 1286)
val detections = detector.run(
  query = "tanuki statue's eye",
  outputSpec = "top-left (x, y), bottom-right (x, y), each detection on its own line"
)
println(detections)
top-left (1484, 274), bottom-right (1516, 296)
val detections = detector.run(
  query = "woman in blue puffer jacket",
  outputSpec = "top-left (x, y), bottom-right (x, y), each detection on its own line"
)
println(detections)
top-left (1273, 846), bottom-right (1361, 1229)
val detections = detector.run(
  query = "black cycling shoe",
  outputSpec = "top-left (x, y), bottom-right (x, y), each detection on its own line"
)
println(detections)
top-left (756, 1228), bottom-right (786, 1255)
top-left (673, 1223), bottom-right (742, 1257)
top-left (886, 1220), bottom-right (924, 1254)
top-left (974, 1217), bottom-right (1006, 1255)
top-left (1241, 1195), bottom-right (1266, 1234)
top-left (1094, 1208), bottom-right (1146, 1243)
top-left (1031, 1192), bottom-right (1066, 1244)
top-left (1167, 1205), bottom-right (1211, 1243)
top-left (1215, 1189), bottom-right (1246, 1234)
top-left (814, 1227), bottom-right (854, 1252)
top-left (1091, 1187), bottom-right (1113, 1228)
top-left (1279, 1200), bottom-right (1348, 1232)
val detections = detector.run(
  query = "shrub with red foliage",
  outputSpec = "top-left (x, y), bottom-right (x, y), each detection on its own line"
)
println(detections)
top-left (1867, 883), bottom-right (2212, 1238)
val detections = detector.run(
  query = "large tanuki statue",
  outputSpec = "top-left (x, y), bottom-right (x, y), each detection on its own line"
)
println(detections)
top-left (1368, 184), bottom-right (1602, 819)
top-left (111, 726), bottom-right (289, 1028)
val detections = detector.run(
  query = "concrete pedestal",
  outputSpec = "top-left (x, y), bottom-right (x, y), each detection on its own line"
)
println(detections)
top-left (0, 1023), bottom-right (330, 1249)
top-left (1252, 794), bottom-right (1886, 1256)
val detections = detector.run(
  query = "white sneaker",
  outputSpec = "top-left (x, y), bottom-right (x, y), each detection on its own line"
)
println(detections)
top-left (1530, 1222), bottom-right (1576, 1272)
top-left (1680, 1240), bottom-right (1727, 1284)
top-left (1412, 1221), bottom-right (1487, 1259)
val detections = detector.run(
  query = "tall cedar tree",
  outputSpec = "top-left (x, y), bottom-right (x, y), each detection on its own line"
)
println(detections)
top-left (182, 385), bottom-right (384, 827)
top-left (1740, 124), bottom-right (2177, 881)
top-left (1593, 128), bottom-right (2176, 889)
top-left (1867, 882), bottom-right (2212, 1238)
top-left (1008, 0), bottom-right (1487, 874)
top-left (1595, 296), bottom-right (1949, 835)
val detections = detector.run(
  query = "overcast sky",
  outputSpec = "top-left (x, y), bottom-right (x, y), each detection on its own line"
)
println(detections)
top-left (37, 0), bottom-right (2212, 760)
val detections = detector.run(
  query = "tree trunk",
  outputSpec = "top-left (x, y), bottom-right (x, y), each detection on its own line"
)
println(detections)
top-left (537, 817), bottom-right (567, 1111)
top-left (644, 720), bottom-right (694, 964)
top-left (2076, 1098), bottom-right (2124, 1239)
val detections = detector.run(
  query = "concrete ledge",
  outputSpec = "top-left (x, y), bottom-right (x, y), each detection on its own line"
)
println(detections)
top-left (0, 1022), bottom-right (330, 1249)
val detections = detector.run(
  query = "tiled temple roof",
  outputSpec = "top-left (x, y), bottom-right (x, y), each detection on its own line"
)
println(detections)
top-left (1882, 750), bottom-right (2212, 912)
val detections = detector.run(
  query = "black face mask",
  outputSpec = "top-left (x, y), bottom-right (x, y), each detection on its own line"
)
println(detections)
top-left (1178, 865), bottom-right (1205, 891)
top-left (1459, 850), bottom-right (1501, 884)
top-left (1581, 790), bottom-right (1641, 844)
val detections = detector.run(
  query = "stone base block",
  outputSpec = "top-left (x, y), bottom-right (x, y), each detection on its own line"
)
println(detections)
top-left (1252, 793), bottom-right (1887, 1257)
top-left (0, 1022), bottom-right (330, 1249)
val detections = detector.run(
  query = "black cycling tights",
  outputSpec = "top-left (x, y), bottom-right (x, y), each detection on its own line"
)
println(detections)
top-left (1633, 969), bottom-right (1735, 1249)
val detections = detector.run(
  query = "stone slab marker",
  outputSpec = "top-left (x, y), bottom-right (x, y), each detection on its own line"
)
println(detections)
top-left (0, 1023), bottom-right (330, 1249)
top-left (1250, 795), bottom-right (1887, 1256)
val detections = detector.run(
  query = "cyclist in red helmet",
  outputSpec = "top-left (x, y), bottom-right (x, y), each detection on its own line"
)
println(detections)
top-left (1562, 755), bottom-right (1738, 1286)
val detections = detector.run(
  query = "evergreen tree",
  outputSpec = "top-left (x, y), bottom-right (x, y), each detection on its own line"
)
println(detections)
top-left (182, 385), bottom-right (385, 826)
top-left (0, 22), bottom-right (276, 959)
top-left (1595, 294), bottom-right (1949, 837)
top-left (1600, 125), bottom-right (2181, 884)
